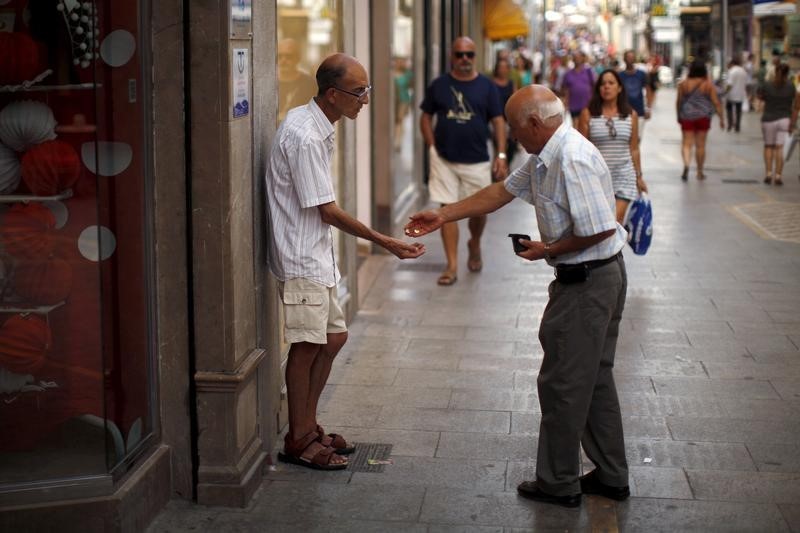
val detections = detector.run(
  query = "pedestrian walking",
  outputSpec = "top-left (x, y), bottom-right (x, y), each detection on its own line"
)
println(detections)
top-left (419, 36), bottom-right (508, 286)
top-left (578, 69), bottom-right (647, 222)
top-left (405, 85), bottom-right (630, 508)
top-left (676, 60), bottom-right (724, 181)
top-left (513, 52), bottom-right (533, 87)
top-left (562, 51), bottom-right (595, 127)
top-left (758, 63), bottom-right (799, 185)
top-left (618, 50), bottom-right (652, 140)
top-left (725, 57), bottom-right (748, 132)
top-left (266, 53), bottom-right (425, 470)
top-left (492, 57), bottom-right (519, 166)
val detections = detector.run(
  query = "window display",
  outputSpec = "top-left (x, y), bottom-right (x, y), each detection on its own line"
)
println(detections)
top-left (0, 0), bottom-right (152, 487)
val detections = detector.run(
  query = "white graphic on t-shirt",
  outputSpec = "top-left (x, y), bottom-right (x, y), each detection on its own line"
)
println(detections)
top-left (446, 86), bottom-right (475, 123)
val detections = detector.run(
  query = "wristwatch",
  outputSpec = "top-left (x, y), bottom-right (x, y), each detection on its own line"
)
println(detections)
top-left (496, 152), bottom-right (507, 160)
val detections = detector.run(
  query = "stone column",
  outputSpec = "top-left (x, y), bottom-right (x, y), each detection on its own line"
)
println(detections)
top-left (188, 0), bottom-right (266, 507)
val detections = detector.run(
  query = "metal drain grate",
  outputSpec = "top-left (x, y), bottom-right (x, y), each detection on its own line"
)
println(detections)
top-left (347, 442), bottom-right (393, 473)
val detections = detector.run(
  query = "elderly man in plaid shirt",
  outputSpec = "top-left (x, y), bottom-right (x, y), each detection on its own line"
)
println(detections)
top-left (405, 85), bottom-right (630, 508)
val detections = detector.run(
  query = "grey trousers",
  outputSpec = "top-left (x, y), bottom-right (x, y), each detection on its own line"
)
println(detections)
top-left (534, 255), bottom-right (628, 496)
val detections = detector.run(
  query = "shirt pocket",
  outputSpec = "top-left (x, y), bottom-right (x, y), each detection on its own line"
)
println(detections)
top-left (535, 192), bottom-right (571, 241)
top-left (282, 291), bottom-right (324, 330)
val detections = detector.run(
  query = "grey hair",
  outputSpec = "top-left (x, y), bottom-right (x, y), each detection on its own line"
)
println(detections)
top-left (512, 96), bottom-right (564, 127)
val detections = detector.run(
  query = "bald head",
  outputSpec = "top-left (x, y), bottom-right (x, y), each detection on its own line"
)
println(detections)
top-left (453, 36), bottom-right (475, 49)
top-left (506, 85), bottom-right (564, 130)
top-left (316, 53), bottom-right (366, 96)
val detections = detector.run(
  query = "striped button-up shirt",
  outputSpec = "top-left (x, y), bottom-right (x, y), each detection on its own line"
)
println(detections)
top-left (504, 122), bottom-right (627, 266)
top-left (266, 98), bottom-right (340, 286)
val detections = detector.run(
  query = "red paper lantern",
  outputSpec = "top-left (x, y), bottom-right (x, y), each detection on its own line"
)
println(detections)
top-left (0, 314), bottom-right (51, 375)
top-left (0, 33), bottom-right (45, 86)
top-left (0, 203), bottom-right (57, 260)
top-left (12, 257), bottom-right (73, 305)
top-left (21, 140), bottom-right (81, 196)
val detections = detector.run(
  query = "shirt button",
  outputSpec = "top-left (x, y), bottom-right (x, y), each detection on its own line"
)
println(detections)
top-left (301, 298), bottom-right (307, 303)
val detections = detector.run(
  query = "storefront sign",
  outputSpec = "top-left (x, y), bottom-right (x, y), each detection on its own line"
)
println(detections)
top-left (230, 0), bottom-right (252, 38)
top-left (232, 49), bottom-right (249, 118)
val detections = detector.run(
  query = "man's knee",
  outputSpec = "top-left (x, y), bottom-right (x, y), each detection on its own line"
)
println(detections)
top-left (324, 331), bottom-right (348, 356)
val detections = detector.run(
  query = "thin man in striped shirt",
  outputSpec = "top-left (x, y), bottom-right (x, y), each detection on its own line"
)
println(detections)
top-left (266, 53), bottom-right (425, 471)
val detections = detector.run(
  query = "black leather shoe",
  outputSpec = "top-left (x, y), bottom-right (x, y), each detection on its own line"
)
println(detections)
top-left (517, 481), bottom-right (581, 508)
top-left (579, 470), bottom-right (630, 501)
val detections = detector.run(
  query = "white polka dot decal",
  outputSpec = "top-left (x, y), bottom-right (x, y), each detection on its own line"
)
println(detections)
top-left (100, 30), bottom-right (136, 67)
top-left (78, 225), bottom-right (116, 261)
top-left (81, 141), bottom-right (132, 176)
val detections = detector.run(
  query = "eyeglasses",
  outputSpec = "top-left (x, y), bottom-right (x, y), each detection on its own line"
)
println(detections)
top-left (454, 51), bottom-right (476, 59)
top-left (606, 117), bottom-right (617, 139)
top-left (333, 85), bottom-right (372, 101)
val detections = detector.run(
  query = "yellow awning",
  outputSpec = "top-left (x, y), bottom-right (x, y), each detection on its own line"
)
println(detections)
top-left (484, 0), bottom-right (529, 41)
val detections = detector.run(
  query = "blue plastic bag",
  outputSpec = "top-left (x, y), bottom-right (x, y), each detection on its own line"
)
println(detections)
top-left (624, 193), bottom-right (653, 255)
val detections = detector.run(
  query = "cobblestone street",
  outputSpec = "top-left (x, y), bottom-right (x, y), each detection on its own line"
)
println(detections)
top-left (149, 88), bottom-right (800, 532)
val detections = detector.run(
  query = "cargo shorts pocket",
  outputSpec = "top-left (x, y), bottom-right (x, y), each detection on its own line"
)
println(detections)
top-left (282, 292), bottom-right (325, 330)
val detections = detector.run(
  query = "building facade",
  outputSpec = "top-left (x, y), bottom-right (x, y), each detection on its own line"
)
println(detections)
top-left (0, 0), bottom-right (483, 530)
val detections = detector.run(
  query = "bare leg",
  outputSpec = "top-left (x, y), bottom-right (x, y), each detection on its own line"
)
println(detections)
top-left (467, 215), bottom-right (487, 271)
top-left (615, 198), bottom-right (630, 224)
top-left (764, 145), bottom-right (775, 181)
top-left (695, 131), bottom-right (708, 178)
top-left (681, 131), bottom-right (694, 179)
top-left (775, 145), bottom-right (785, 181)
top-left (308, 331), bottom-right (348, 420)
top-left (440, 218), bottom-right (459, 280)
top-left (286, 341), bottom-right (322, 442)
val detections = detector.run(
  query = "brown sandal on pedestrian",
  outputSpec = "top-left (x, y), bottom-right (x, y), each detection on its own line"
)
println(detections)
top-left (317, 424), bottom-right (356, 455)
top-left (437, 271), bottom-right (457, 286)
top-left (775, 175), bottom-right (783, 186)
top-left (764, 176), bottom-right (773, 184)
top-left (278, 431), bottom-right (348, 470)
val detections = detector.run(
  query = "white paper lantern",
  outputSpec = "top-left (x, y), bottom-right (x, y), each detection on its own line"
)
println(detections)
top-left (100, 30), bottom-right (136, 68)
top-left (0, 143), bottom-right (21, 194)
top-left (0, 101), bottom-right (57, 153)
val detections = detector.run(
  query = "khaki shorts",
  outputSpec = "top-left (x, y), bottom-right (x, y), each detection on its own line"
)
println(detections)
top-left (279, 278), bottom-right (347, 345)
top-left (428, 146), bottom-right (492, 204)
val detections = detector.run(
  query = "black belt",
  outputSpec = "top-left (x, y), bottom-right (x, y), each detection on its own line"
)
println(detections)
top-left (555, 252), bottom-right (621, 284)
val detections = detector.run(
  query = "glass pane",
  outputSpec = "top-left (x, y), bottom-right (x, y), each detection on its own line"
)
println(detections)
top-left (0, 0), bottom-right (152, 485)
top-left (392, 0), bottom-right (415, 199)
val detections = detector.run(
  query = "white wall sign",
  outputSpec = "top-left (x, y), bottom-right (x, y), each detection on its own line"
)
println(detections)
top-left (232, 48), bottom-right (249, 118)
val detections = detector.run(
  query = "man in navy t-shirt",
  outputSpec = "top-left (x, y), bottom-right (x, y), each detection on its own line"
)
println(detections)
top-left (618, 50), bottom-right (652, 140)
top-left (420, 36), bottom-right (507, 286)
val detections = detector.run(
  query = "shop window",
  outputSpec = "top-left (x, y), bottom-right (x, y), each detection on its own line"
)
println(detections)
top-left (0, 0), bottom-right (153, 490)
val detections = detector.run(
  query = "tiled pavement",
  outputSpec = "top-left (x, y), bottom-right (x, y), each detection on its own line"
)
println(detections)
top-left (149, 89), bottom-right (800, 532)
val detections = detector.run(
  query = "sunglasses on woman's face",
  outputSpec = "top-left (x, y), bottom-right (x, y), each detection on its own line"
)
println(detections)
top-left (606, 117), bottom-right (617, 138)
top-left (454, 51), bottom-right (476, 59)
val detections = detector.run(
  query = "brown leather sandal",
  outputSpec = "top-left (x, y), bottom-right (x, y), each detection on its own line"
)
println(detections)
top-left (317, 424), bottom-right (356, 455)
top-left (278, 431), bottom-right (348, 470)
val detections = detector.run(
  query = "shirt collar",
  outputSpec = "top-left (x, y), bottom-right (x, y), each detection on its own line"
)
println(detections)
top-left (308, 97), bottom-right (335, 140)
top-left (535, 122), bottom-right (570, 169)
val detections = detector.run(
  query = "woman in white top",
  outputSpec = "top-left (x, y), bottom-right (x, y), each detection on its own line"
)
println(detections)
top-left (578, 69), bottom-right (647, 222)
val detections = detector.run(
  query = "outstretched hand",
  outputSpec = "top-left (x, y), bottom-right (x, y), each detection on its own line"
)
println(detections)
top-left (404, 209), bottom-right (445, 237)
top-left (384, 238), bottom-right (426, 259)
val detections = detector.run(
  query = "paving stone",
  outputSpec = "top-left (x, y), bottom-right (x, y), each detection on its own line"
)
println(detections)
top-left (316, 404), bottom-right (382, 428)
top-left (625, 439), bottom-right (756, 470)
top-left (687, 469), bottom-right (800, 504)
top-left (615, 357), bottom-right (706, 377)
top-left (778, 504), bottom-right (800, 533)
top-left (704, 361), bottom-right (800, 379)
top-left (339, 336), bottom-right (409, 354)
top-left (406, 339), bottom-right (516, 357)
top-left (428, 526), bottom-right (503, 533)
top-left (771, 379), bottom-right (800, 400)
top-left (375, 406), bottom-right (510, 434)
top-left (350, 456), bottom-right (506, 491)
top-left (246, 481), bottom-right (425, 523)
top-left (629, 466), bottom-right (693, 499)
top-left (667, 417), bottom-right (800, 444)
top-left (363, 323), bottom-right (467, 340)
top-left (619, 393), bottom-right (728, 418)
top-left (437, 432), bottom-right (538, 461)
top-left (458, 355), bottom-right (540, 372)
top-left (642, 344), bottom-right (751, 361)
top-left (449, 390), bottom-right (540, 413)
top-left (419, 488), bottom-right (591, 529)
top-left (326, 365), bottom-right (399, 386)
top-left (747, 443), bottom-right (800, 473)
top-left (210, 513), bottom-right (428, 533)
top-left (338, 350), bottom-right (460, 370)
top-left (394, 368), bottom-right (513, 390)
top-left (616, 498), bottom-right (790, 532)
top-left (319, 384), bottom-right (451, 409)
top-left (653, 376), bottom-right (780, 399)
top-left (463, 326), bottom-right (540, 343)
top-left (720, 398), bottom-right (800, 420)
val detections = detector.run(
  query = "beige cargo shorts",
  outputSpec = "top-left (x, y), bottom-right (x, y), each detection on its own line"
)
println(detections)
top-left (279, 278), bottom-right (347, 345)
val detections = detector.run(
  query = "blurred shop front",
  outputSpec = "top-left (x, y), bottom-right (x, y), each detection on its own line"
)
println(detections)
top-left (0, 0), bottom-right (481, 530)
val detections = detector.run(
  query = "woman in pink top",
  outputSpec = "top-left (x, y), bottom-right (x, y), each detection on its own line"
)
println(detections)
top-left (562, 51), bottom-right (596, 127)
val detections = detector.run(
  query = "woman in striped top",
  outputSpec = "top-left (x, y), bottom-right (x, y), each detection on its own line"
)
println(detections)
top-left (578, 69), bottom-right (647, 222)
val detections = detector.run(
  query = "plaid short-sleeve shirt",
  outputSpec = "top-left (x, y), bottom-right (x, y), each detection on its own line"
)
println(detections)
top-left (504, 123), bottom-right (627, 266)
